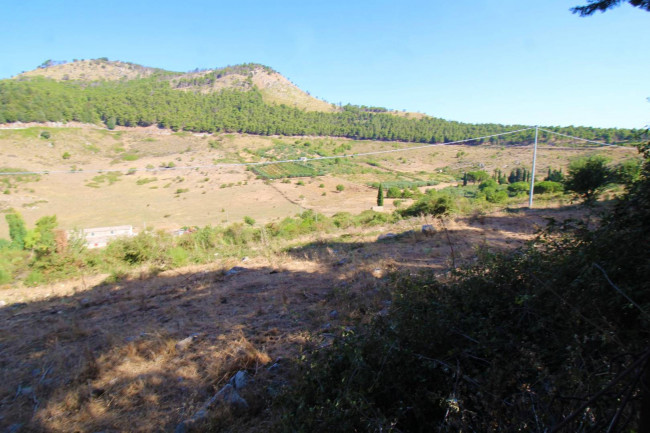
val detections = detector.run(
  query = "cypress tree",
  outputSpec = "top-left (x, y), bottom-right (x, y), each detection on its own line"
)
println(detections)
top-left (377, 184), bottom-right (384, 206)
top-left (5, 212), bottom-right (27, 250)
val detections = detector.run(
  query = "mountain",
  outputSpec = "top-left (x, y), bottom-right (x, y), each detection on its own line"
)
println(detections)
top-left (16, 59), bottom-right (335, 113)
top-left (1, 58), bottom-right (641, 144)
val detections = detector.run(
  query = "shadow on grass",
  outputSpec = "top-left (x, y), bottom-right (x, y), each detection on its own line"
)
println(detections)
top-left (0, 202), bottom-right (591, 431)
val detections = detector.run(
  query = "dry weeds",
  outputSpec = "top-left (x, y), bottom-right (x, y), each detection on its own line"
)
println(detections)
top-left (0, 205), bottom-right (588, 431)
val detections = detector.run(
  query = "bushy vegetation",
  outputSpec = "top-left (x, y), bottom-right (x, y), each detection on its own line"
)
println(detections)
top-left (276, 142), bottom-right (650, 432)
top-left (0, 209), bottom-right (398, 286)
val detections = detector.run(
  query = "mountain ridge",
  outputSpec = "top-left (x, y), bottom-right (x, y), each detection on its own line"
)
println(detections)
top-left (2, 58), bottom-right (641, 144)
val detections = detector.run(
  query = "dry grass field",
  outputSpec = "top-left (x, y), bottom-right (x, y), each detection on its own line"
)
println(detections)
top-left (0, 124), bottom-right (637, 239)
top-left (0, 201), bottom-right (591, 431)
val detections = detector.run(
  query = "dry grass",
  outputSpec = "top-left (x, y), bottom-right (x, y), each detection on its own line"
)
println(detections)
top-left (0, 203), bottom-right (591, 431)
top-left (0, 125), bottom-right (636, 239)
top-left (17, 59), bottom-right (162, 81)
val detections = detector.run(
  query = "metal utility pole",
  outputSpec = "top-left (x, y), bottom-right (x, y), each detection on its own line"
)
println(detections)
top-left (528, 126), bottom-right (539, 208)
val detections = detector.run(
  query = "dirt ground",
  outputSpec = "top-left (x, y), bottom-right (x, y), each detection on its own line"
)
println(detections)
top-left (0, 205), bottom-right (590, 432)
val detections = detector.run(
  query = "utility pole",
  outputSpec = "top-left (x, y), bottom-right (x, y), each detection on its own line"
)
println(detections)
top-left (528, 126), bottom-right (539, 208)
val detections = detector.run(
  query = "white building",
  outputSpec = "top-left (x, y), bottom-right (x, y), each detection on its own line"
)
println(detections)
top-left (71, 225), bottom-right (135, 249)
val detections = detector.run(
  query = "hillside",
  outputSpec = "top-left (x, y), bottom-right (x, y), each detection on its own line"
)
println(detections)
top-left (17, 58), bottom-right (171, 81)
top-left (3, 59), bottom-right (641, 145)
top-left (16, 59), bottom-right (335, 113)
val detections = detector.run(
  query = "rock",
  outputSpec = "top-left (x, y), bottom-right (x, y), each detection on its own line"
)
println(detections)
top-left (175, 384), bottom-right (248, 433)
top-left (175, 333), bottom-right (200, 351)
top-left (378, 233), bottom-right (396, 241)
top-left (19, 386), bottom-right (32, 396)
top-left (229, 370), bottom-right (251, 390)
top-left (268, 358), bottom-right (284, 372)
top-left (80, 298), bottom-right (91, 307)
top-left (334, 258), bottom-right (349, 267)
top-left (0, 300), bottom-right (6, 307)
top-left (422, 224), bottom-right (436, 236)
top-left (225, 266), bottom-right (246, 276)
top-left (329, 310), bottom-right (339, 319)
top-left (241, 256), bottom-right (249, 262)
top-left (214, 383), bottom-right (247, 409)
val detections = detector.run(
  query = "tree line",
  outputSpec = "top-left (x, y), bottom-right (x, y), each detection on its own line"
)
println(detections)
top-left (0, 75), bottom-right (642, 145)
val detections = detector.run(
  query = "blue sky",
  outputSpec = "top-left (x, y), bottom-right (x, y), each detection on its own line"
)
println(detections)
top-left (0, 0), bottom-right (648, 128)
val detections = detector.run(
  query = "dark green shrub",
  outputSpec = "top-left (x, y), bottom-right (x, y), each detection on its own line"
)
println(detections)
top-left (507, 181), bottom-right (529, 196)
top-left (533, 180), bottom-right (563, 194)
top-left (478, 179), bottom-right (498, 191)
top-left (399, 195), bottom-right (454, 218)
top-left (564, 155), bottom-right (612, 203)
top-left (483, 187), bottom-right (508, 203)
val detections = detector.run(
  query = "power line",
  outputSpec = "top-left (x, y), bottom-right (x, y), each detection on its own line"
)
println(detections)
top-left (538, 128), bottom-right (628, 147)
top-left (0, 126), bottom-right (636, 176)
top-left (0, 128), bottom-right (535, 176)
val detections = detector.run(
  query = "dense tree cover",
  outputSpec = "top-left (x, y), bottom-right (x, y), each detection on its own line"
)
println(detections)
top-left (0, 75), bottom-right (641, 145)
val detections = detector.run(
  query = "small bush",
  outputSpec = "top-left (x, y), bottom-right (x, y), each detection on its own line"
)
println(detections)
top-left (336, 184), bottom-right (345, 192)
top-left (533, 180), bottom-right (563, 194)
top-left (478, 179), bottom-right (498, 191)
top-left (40, 131), bottom-right (51, 139)
top-left (483, 187), bottom-right (508, 203)
top-left (62, 152), bottom-right (71, 160)
top-left (25, 270), bottom-right (45, 286)
top-left (507, 181), bottom-right (529, 196)
top-left (166, 246), bottom-right (189, 267)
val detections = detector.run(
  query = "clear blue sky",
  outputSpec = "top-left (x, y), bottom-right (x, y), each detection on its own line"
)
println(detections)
top-left (1, 0), bottom-right (648, 129)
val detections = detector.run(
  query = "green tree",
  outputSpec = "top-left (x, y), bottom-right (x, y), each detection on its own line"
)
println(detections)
top-left (5, 211), bottom-right (27, 250)
top-left (571, 0), bottom-right (650, 16)
top-left (377, 184), bottom-right (384, 206)
top-left (24, 215), bottom-right (58, 256)
top-left (564, 155), bottom-right (612, 203)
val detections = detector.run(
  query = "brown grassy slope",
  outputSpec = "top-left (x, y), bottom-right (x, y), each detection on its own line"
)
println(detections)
top-left (0, 125), bottom-right (638, 239)
top-left (0, 204), bottom-right (587, 432)
top-left (172, 67), bottom-right (337, 112)
top-left (16, 59), bottom-right (167, 81)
